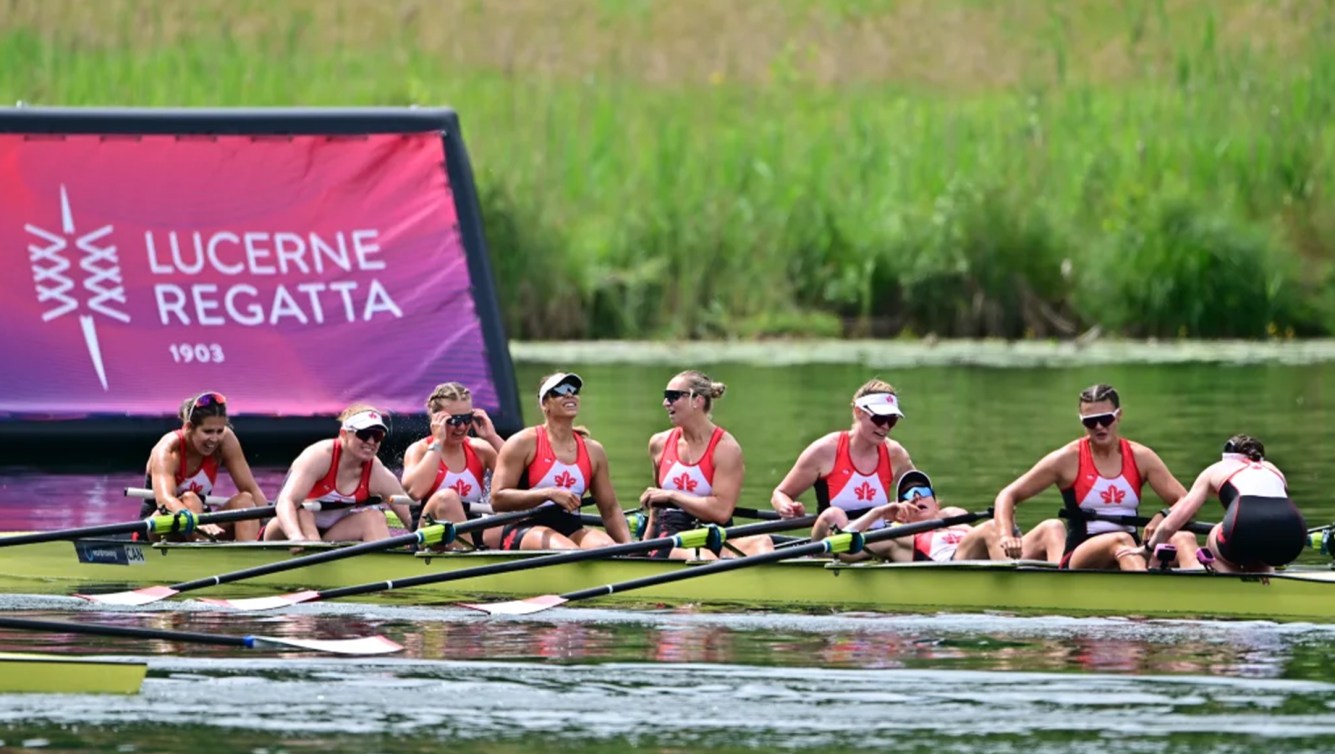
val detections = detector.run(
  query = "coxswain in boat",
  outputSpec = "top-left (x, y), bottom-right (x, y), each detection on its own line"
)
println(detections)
top-left (771, 379), bottom-right (914, 539)
top-left (489, 373), bottom-right (633, 550)
top-left (141, 391), bottom-right (264, 541)
top-left (639, 370), bottom-right (774, 559)
top-left (842, 470), bottom-right (995, 562)
top-left (993, 383), bottom-right (1201, 570)
top-left (400, 382), bottom-right (504, 549)
top-left (262, 404), bottom-right (414, 544)
top-left (1146, 435), bottom-right (1306, 572)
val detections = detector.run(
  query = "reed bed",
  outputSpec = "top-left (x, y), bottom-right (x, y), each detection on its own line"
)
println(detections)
top-left (3, 0), bottom-right (1333, 339)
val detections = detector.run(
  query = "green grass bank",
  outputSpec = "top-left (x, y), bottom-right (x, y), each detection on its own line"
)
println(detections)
top-left (4, 0), bottom-right (1335, 340)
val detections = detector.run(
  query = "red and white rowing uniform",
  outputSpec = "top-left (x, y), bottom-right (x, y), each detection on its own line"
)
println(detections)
top-left (913, 526), bottom-right (970, 562)
top-left (1060, 437), bottom-right (1143, 550)
top-left (1218, 454), bottom-right (1287, 505)
top-left (814, 432), bottom-right (895, 529)
top-left (526, 426), bottom-right (592, 500)
top-left (305, 440), bottom-right (379, 531)
top-left (657, 426), bottom-right (724, 499)
top-left (421, 436), bottom-right (487, 504)
top-left (139, 429), bottom-right (222, 518)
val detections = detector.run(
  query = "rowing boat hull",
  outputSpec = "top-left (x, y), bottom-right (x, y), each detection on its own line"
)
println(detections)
top-left (0, 652), bottom-right (147, 694)
top-left (4, 538), bottom-right (1335, 622)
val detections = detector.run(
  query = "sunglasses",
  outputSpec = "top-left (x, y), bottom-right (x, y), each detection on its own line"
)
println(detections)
top-left (354, 428), bottom-right (386, 443)
top-left (445, 413), bottom-right (476, 428)
top-left (545, 383), bottom-right (580, 400)
top-left (193, 391), bottom-right (226, 407)
top-left (863, 412), bottom-right (898, 429)
top-left (1080, 410), bottom-right (1120, 429)
top-left (663, 389), bottom-right (693, 403)
top-left (901, 486), bottom-right (934, 502)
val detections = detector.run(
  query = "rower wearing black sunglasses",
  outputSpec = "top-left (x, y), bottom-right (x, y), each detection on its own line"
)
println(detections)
top-left (141, 391), bottom-right (266, 542)
top-left (401, 382), bottom-right (504, 549)
top-left (264, 404), bottom-right (414, 545)
top-left (489, 372), bottom-right (633, 550)
top-left (993, 383), bottom-right (1201, 570)
top-left (639, 370), bottom-right (775, 559)
top-left (771, 379), bottom-right (914, 542)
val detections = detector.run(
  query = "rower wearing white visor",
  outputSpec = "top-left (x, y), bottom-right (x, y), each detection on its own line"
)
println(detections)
top-left (771, 379), bottom-right (914, 542)
top-left (263, 404), bottom-right (414, 544)
top-left (489, 372), bottom-right (633, 550)
top-left (842, 470), bottom-right (995, 562)
top-left (1147, 434), bottom-right (1306, 572)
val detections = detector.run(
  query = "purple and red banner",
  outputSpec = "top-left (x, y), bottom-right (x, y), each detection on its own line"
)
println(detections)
top-left (0, 131), bottom-right (498, 418)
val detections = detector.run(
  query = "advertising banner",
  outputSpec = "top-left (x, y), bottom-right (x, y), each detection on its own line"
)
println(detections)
top-left (1, 128), bottom-right (506, 423)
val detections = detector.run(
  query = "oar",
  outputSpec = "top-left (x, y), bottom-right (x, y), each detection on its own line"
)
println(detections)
top-left (76, 506), bottom-right (550, 606)
top-left (1057, 510), bottom-right (1215, 536)
top-left (0, 616), bottom-right (402, 656)
top-left (124, 487), bottom-right (415, 508)
top-left (463, 509), bottom-right (991, 616)
top-left (202, 515), bottom-right (819, 611)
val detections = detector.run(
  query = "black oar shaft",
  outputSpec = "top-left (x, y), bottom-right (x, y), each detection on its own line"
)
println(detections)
top-left (559, 511), bottom-right (986, 603)
top-left (1059, 510), bottom-right (1214, 536)
top-left (164, 508), bottom-right (541, 593)
top-left (0, 506), bottom-right (276, 547)
top-left (314, 515), bottom-right (819, 602)
top-left (0, 616), bottom-right (248, 648)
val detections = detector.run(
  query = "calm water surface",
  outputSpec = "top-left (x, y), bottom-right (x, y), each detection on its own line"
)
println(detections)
top-left (2, 362), bottom-right (1334, 752)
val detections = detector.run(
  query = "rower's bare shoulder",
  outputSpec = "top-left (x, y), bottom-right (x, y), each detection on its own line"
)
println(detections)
top-left (1127, 440), bottom-right (1170, 467)
top-left (467, 437), bottom-right (498, 465)
top-left (646, 429), bottom-right (672, 456)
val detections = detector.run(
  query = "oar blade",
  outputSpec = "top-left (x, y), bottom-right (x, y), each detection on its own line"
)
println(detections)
top-left (254, 634), bottom-right (404, 656)
top-left (74, 585), bottom-right (180, 606)
top-left (196, 590), bottom-right (322, 611)
top-left (458, 594), bottom-right (568, 616)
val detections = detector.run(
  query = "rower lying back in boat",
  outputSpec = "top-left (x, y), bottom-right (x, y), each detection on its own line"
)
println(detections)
top-left (994, 383), bottom-right (1203, 571)
top-left (400, 381), bottom-right (504, 550)
top-left (141, 390), bottom-right (266, 542)
top-left (833, 470), bottom-right (996, 563)
top-left (639, 369), bottom-right (774, 559)
top-left (262, 404), bottom-right (415, 545)
top-left (770, 378), bottom-right (914, 538)
top-left (1148, 434), bottom-right (1308, 573)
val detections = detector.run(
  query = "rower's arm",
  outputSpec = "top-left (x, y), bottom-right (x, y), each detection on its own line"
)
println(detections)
top-left (771, 438), bottom-right (830, 517)
top-left (369, 461), bottom-right (413, 531)
top-left (274, 448), bottom-right (325, 540)
top-left (585, 439), bottom-right (632, 543)
top-left (400, 439), bottom-right (439, 500)
top-left (147, 443), bottom-right (187, 514)
top-left (218, 431), bottom-right (267, 505)
top-left (489, 431), bottom-right (554, 511)
top-left (993, 450), bottom-right (1064, 541)
top-left (1138, 445), bottom-right (1189, 506)
top-left (1147, 467), bottom-right (1213, 549)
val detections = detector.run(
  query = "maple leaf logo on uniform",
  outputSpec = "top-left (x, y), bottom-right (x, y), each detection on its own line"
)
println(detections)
top-left (451, 479), bottom-right (472, 498)
top-left (854, 481), bottom-right (876, 501)
top-left (554, 471), bottom-right (577, 488)
top-left (1100, 486), bottom-right (1126, 504)
top-left (672, 472), bottom-right (698, 492)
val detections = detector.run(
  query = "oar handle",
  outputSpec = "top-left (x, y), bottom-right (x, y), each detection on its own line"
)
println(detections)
top-left (123, 487), bottom-right (414, 508)
top-left (559, 510), bottom-right (990, 604)
top-left (1058, 509), bottom-right (1214, 536)
top-left (0, 615), bottom-right (248, 648)
top-left (313, 513), bottom-right (820, 602)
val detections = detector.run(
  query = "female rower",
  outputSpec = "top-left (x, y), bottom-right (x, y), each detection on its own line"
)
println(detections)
top-left (770, 378), bottom-right (914, 540)
top-left (489, 372), bottom-right (633, 550)
top-left (843, 470), bottom-right (993, 562)
top-left (401, 382), bottom-right (504, 548)
top-left (142, 391), bottom-right (264, 541)
top-left (640, 370), bottom-right (774, 559)
top-left (1146, 435), bottom-right (1306, 572)
top-left (993, 383), bottom-right (1200, 570)
top-left (263, 404), bottom-right (413, 543)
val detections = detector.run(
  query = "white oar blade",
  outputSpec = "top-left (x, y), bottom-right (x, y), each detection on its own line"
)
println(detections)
top-left (196, 590), bottom-right (321, 612)
top-left (255, 634), bottom-right (404, 656)
top-left (74, 585), bottom-right (180, 606)
top-left (459, 594), bottom-right (568, 616)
